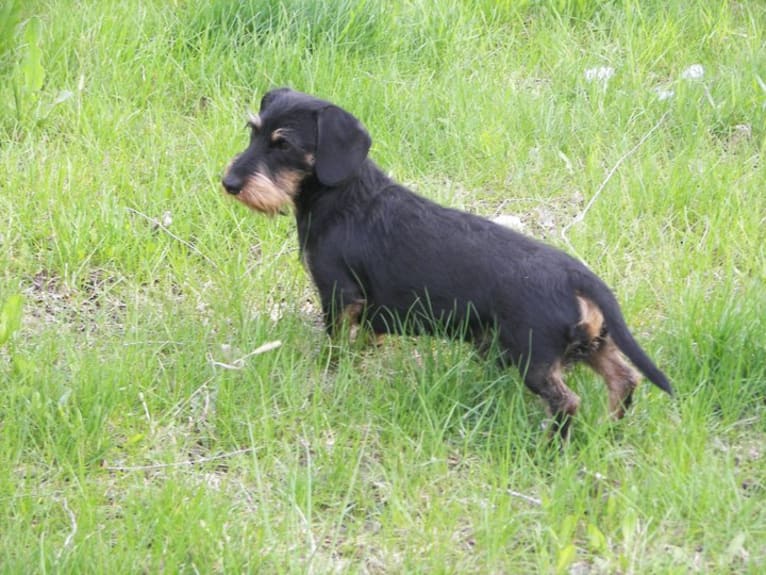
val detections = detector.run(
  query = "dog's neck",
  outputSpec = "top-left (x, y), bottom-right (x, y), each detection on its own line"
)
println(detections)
top-left (294, 159), bottom-right (392, 254)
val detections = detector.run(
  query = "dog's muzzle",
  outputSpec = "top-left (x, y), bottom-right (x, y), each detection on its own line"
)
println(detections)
top-left (221, 173), bottom-right (242, 195)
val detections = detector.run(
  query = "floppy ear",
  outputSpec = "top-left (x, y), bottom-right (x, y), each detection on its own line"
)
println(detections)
top-left (315, 105), bottom-right (372, 187)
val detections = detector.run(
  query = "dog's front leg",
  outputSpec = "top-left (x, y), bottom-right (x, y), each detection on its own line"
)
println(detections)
top-left (327, 298), bottom-right (387, 352)
top-left (318, 290), bottom-right (369, 368)
top-left (326, 297), bottom-right (366, 341)
top-left (315, 275), bottom-right (367, 342)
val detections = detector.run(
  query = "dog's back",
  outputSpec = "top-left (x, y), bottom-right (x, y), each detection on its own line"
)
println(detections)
top-left (323, 179), bottom-right (586, 339)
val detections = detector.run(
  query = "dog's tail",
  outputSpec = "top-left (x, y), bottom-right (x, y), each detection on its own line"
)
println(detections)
top-left (573, 271), bottom-right (673, 396)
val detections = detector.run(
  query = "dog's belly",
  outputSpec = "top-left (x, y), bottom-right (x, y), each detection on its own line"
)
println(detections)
top-left (360, 264), bottom-right (581, 357)
top-left (363, 291), bottom-right (490, 338)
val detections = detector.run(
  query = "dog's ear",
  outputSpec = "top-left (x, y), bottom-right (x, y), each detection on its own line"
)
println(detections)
top-left (260, 87), bottom-right (291, 111)
top-left (315, 105), bottom-right (372, 187)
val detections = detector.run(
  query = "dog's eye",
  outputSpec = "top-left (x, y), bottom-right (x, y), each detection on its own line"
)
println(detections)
top-left (271, 137), bottom-right (290, 150)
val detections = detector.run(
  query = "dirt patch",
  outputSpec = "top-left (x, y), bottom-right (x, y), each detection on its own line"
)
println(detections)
top-left (22, 268), bottom-right (127, 337)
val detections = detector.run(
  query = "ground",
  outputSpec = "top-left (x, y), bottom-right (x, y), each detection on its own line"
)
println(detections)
top-left (1, 0), bottom-right (765, 572)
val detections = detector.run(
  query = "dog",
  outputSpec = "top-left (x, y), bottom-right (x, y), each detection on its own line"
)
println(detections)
top-left (222, 88), bottom-right (673, 441)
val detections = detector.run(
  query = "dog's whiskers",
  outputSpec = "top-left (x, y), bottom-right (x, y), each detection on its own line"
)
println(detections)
top-left (238, 172), bottom-right (297, 215)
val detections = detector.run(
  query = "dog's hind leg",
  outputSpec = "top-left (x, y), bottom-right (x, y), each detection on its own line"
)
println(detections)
top-left (586, 335), bottom-right (640, 419)
top-left (523, 361), bottom-right (581, 441)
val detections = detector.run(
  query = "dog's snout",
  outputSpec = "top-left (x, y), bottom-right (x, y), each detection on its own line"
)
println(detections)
top-left (222, 173), bottom-right (242, 195)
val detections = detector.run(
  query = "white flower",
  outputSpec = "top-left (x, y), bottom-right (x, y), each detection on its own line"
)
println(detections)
top-left (654, 87), bottom-right (675, 101)
top-left (584, 66), bottom-right (615, 83)
top-left (681, 64), bottom-right (705, 80)
top-left (493, 214), bottom-right (524, 232)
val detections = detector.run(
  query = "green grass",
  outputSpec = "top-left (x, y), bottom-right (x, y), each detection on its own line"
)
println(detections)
top-left (1, 0), bottom-right (765, 572)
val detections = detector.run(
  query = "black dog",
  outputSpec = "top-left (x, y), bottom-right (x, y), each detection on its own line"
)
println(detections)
top-left (222, 88), bottom-right (673, 440)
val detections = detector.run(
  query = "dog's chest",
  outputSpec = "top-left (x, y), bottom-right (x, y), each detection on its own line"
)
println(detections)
top-left (300, 247), bottom-right (311, 272)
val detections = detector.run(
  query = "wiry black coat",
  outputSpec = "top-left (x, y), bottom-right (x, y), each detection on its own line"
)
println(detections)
top-left (222, 88), bottom-right (672, 440)
top-left (296, 159), bottom-right (669, 392)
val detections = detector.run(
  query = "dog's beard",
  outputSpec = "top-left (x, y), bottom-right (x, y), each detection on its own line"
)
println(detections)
top-left (237, 170), bottom-right (305, 215)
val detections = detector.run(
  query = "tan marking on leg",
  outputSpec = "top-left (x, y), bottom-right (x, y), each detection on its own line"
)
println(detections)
top-left (546, 362), bottom-right (581, 415)
top-left (332, 300), bottom-right (365, 342)
top-left (545, 362), bottom-right (581, 442)
top-left (576, 295), bottom-right (604, 340)
top-left (586, 335), bottom-right (641, 419)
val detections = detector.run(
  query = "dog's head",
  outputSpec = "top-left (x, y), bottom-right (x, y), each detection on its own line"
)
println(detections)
top-left (221, 88), bottom-right (372, 214)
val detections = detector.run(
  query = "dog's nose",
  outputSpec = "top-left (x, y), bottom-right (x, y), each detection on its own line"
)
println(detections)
top-left (221, 174), bottom-right (242, 195)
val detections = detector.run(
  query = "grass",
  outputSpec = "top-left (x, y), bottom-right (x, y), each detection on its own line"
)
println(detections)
top-left (1, 0), bottom-right (765, 572)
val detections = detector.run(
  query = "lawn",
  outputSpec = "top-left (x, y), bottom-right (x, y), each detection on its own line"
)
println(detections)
top-left (1, 0), bottom-right (765, 572)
